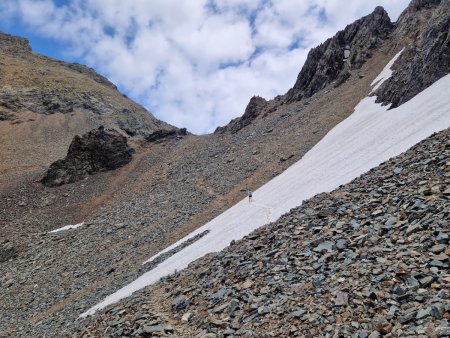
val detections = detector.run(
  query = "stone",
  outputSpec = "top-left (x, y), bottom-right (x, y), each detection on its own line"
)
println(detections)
top-left (181, 312), bottom-right (193, 322)
top-left (240, 281), bottom-right (253, 289)
top-left (336, 239), bottom-right (347, 250)
top-left (416, 307), bottom-right (432, 319)
top-left (399, 312), bottom-right (416, 324)
top-left (419, 276), bottom-right (434, 287)
top-left (393, 167), bottom-right (403, 174)
top-left (41, 126), bottom-right (133, 187)
top-left (406, 223), bottom-right (423, 235)
top-left (290, 309), bottom-right (306, 318)
top-left (430, 244), bottom-right (446, 254)
top-left (368, 332), bottom-right (380, 338)
top-left (142, 324), bottom-right (165, 334)
top-left (229, 299), bottom-right (240, 314)
top-left (210, 288), bottom-right (228, 301)
top-left (335, 292), bottom-right (349, 306)
top-left (431, 253), bottom-right (449, 261)
top-left (314, 241), bottom-right (335, 253)
top-left (172, 295), bottom-right (190, 310)
top-left (430, 303), bottom-right (444, 319)
top-left (373, 317), bottom-right (392, 334)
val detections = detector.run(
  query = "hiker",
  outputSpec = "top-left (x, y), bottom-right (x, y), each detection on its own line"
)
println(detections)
top-left (247, 189), bottom-right (253, 203)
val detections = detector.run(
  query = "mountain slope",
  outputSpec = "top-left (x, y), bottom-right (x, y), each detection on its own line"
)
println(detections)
top-left (80, 60), bottom-right (450, 318)
top-left (0, 1), bottom-right (449, 337)
top-left (82, 127), bottom-right (450, 337)
top-left (0, 31), bottom-right (175, 186)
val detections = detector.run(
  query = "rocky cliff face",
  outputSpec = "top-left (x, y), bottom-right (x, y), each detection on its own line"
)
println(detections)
top-left (219, 6), bottom-right (394, 133)
top-left (286, 6), bottom-right (393, 103)
top-left (219, 1), bottom-right (448, 134)
top-left (41, 127), bottom-right (133, 187)
top-left (375, 0), bottom-right (450, 107)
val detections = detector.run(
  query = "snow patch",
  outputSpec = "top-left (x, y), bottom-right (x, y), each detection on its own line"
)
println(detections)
top-left (80, 72), bottom-right (450, 318)
top-left (371, 48), bottom-right (404, 92)
top-left (49, 222), bottom-right (84, 234)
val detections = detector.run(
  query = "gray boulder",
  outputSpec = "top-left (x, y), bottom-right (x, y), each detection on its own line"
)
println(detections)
top-left (41, 126), bottom-right (133, 187)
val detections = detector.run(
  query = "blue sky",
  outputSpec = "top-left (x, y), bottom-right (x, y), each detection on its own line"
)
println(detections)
top-left (0, 0), bottom-right (410, 134)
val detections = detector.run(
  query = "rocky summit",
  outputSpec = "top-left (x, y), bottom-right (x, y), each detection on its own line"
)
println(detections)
top-left (286, 6), bottom-right (393, 103)
top-left (0, 1), bottom-right (449, 337)
top-left (82, 128), bottom-right (450, 338)
top-left (375, 0), bottom-right (450, 108)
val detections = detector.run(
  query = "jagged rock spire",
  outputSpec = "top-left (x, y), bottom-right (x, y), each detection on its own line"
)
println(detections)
top-left (286, 6), bottom-right (393, 102)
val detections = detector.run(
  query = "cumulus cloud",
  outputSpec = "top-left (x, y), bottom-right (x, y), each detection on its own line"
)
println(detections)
top-left (0, 0), bottom-right (410, 133)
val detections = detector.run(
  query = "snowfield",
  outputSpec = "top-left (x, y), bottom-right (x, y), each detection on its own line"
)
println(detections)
top-left (370, 49), bottom-right (403, 92)
top-left (80, 55), bottom-right (450, 317)
top-left (49, 222), bottom-right (84, 234)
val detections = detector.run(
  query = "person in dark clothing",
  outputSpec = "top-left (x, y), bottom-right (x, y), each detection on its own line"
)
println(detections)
top-left (247, 189), bottom-right (253, 203)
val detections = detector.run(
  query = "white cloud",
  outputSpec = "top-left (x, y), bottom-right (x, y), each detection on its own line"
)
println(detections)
top-left (1, 0), bottom-right (410, 133)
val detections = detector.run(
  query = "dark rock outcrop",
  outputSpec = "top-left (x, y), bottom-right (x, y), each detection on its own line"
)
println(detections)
top-left (375, 0), bottom-right (449, 107)
top-left (219, 96), bottom-right (268, 133)
top-left (145, 128), bottom-right (187, 143)
top-left (41, 126), bottom-right (133, 187)
top-left (286, 6), bottom-right (393, 102)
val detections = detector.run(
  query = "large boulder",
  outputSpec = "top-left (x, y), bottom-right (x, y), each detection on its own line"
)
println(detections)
top-left (41, 126), bottom-right (133, 187)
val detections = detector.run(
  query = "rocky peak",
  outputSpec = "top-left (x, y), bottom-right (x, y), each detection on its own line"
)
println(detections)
top-left (375, 0), bottom-right (449, 107)
top-left (0, 31), bottom-right (178, 138)
top-left (229, 96), bottom-right (268, 133)
top-left (214, 95), bottom-right (269, 134)
top-left (41, 126), bottom-right (133, 187)
top-left (216, 6), bottom-right (394, 134)
top-left (404, 0), bottom-right (441, 12)
top-left (286, 6), bottom-right (393, 102)
top-left (0, 31), bottom-right (32, 54)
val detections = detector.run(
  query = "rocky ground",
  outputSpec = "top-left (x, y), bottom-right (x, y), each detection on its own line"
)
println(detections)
top-left (0, 46), bottom-right (393, 337)
top-left (1, 1), bottom-right (449, 337)
top-left (81, 128), bottom-right (450, 338)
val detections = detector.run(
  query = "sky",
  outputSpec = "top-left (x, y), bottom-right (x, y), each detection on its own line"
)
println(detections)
top-left (0, 0), bottom-right (410, 134)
